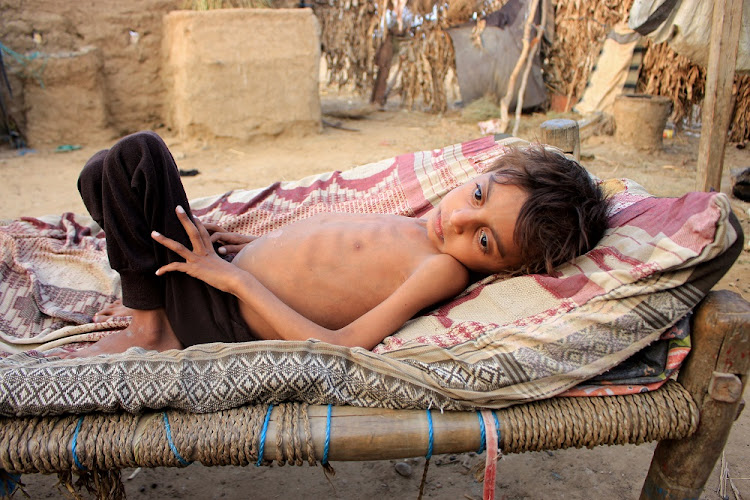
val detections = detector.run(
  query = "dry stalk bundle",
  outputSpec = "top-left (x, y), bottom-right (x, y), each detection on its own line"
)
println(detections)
top-left (731, 75), bottom-right (750, 142)
top-left (313, 0), bottom-right (501, 112)
top-left (408, 0), bottom-right (437, 16)
top-left (639, 40), bottom-right (750, 142)
top-left (548, 0), bottom-right (748, 141)
top-left (443, 0), bottom-right (505, 25)
top-left (184, 0), bottom-right (272, 9)
top-left (638, 40), bottom-right (705, 129)
top-left (442, 0), bottom-right (480, 25)
top-left (390, 0), bottom-right (501, 111)
top-left (545, 0), bottom-right (634, 99)
top-left (401, 0), bottom-right (501, 111)
top-left (313, 1), bottom-right (380, 94)
top-left (397, 21), bottom-right (455, 112)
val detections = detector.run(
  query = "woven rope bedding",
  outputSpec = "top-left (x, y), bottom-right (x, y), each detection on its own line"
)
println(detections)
top-left (0, 136), bottom-right (742, 416)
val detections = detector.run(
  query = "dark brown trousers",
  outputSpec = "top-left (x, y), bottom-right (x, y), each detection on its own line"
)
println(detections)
top-left (78, 131), bottom-right (252, 347)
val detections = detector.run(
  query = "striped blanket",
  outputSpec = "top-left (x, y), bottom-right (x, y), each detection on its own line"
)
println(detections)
top-left (0, 136), bottom-right (741, 416)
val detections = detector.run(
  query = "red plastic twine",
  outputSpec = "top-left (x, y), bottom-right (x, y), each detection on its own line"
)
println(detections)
top-left (481, 410), bottom-right (499, 500)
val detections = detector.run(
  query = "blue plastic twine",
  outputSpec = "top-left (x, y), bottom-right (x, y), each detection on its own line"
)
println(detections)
top-left (0, 469), bottom-right (21, 497)
top-left (162, 412), bottom-right (192, 466)
top-left (476, 411), bottom-right (487, 454)
top-left (256, 404), bottom-right (274, 466)
top-left (492, 411), bottom-right (502, 445)
top-left (425, 409), bottom-right (434, 460)
top-left (72, 416), bottom-right (88, 471)
top-left (322, 404), bottom-right (332, 465)
top-left (0, 41), bottom-right (47, 88)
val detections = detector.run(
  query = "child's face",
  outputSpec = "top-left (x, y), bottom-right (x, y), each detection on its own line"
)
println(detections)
top-left (427, 173), bottom-right (527, 274)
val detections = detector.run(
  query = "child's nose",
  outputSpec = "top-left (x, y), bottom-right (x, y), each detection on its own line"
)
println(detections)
top-left (449, 209), bottom-right (475, 233)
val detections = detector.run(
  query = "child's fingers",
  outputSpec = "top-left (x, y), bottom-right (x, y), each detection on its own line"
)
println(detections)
top-left (174, 206), bottom-right (207, 254)
top-left (202, 222), bottom-right (226, 233)
top-left (192, 215), bottom-right (214, 249)
top-left (151, 231), bottom-right (191, 257)
top-left (219, 244), bottom-right (246, 254)
top-left (154, 262), bottom-right (182, 276)
top-left (211, 232), bottom-right (248, 244)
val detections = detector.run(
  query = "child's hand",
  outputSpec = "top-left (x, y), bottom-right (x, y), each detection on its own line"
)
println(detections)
top-left (203, 222), bottom-right (257, 255)
top-left (152, 206), bottom-right (242, 294)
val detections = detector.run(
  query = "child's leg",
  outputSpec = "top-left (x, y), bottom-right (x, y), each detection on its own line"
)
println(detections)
top-left (78, 130), bottom-right (191, 310)
top-left (71, 131), bottom-right (249, 356)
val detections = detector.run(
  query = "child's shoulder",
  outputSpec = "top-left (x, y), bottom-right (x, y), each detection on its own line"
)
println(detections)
top-left (417, 253), bottom-right (470, 291)
top-left (390, 253), bottom-right (469, 313)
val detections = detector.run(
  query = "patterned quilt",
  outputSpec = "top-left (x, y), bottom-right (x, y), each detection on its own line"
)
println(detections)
top-left (0, 136), bottom-right (742, 416)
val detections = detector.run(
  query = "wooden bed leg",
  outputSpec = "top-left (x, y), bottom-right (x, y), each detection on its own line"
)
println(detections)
top-left (641, 290), bottom-right (750, 500)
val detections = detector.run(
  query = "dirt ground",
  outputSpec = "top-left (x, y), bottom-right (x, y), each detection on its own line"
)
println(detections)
top-left (1, 100), bottom-right (749, 499)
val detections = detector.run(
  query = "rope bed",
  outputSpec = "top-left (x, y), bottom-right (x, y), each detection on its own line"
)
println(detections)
top-left (0, 380), bottom-right (697, 474)
top-left (0, 130), bottom-right (747, 499)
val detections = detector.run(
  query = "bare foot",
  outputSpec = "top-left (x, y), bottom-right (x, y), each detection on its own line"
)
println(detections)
top-left (93, 299), bottom-right (133, 323)
top-left (60, 308), bottom-right (183, 358)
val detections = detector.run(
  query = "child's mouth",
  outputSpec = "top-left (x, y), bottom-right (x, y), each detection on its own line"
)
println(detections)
top-left (435, 210), bottom-right (444, 242)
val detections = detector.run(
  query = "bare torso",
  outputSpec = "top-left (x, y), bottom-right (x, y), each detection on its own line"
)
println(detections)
top-left (231, 213), bottom-right (456, 340)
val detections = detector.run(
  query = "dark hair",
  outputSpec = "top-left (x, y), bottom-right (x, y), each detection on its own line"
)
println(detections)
top-left (491, 145), bottom-right (610, 275)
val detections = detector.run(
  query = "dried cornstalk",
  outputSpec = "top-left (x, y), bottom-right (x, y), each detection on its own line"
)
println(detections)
top-left (408, 0), bottom-right (437, 16)
top-left (184, 0), bottom-right (272, 9)
top-left (313, 1), bottom-right (380, 94)
top-left (546, 0), bottom-right (634, 99)
top-left (390, 6), bottom-right (458, 112)
top-left (730, 75), bottom-right (750, 142)
top-left (549, 0), bottom-right (748, 141)
top-left (397, 24), bottom-right (455, 112)
top-left (639, 39), bottom-right (750, 142)
top-left (314, 0), bottom-right (499, 113)
top-left (639, 39), bottom-right (705, 129)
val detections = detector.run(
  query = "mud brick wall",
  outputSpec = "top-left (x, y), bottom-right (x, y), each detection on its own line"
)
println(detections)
top-left (162, 9), bottom-right (321, 141)
top-left (22, 47), bottom-right (110, 145)
top-left (1, 2), bottom-right (320, 145)
top-left (1, 0), bottom-right (181, 145)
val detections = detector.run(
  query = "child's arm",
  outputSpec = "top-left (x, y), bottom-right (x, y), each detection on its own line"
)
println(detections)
top-left (154, 207), bottom-right (469, 350)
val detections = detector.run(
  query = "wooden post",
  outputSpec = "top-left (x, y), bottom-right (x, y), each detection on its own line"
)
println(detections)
top-left (540, 118), bottom-right (580, 161)
top-left (640, 290), bottom-right (750, 500)
top-left (695, 0), bottom-right (743, 192)
top-left (370, 31), bottom-right (394, 108)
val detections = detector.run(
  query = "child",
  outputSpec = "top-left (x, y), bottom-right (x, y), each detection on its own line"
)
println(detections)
top-left (63, 131), bottom-right (608, 357)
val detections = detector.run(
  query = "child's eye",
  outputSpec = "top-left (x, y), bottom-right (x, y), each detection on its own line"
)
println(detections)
top-left (479, 231), bottom-right (488, 249)
top-left (473, 183), bottom-right (482, 201)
